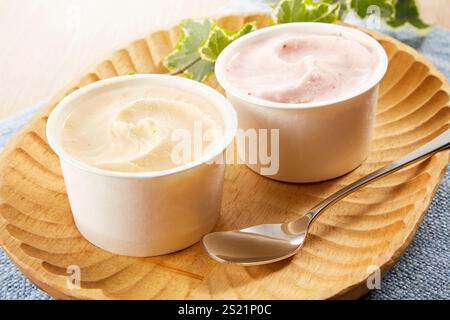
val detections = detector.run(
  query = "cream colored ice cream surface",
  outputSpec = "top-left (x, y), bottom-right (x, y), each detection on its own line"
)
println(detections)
top-left (60, 83), bottom-right (224, 172)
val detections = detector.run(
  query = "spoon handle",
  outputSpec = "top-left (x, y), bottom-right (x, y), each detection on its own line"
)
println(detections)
top-left (306, 129), bottom-right (450, 222)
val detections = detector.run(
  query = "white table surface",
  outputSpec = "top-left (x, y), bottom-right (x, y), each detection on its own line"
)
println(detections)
top-left (0, 0), bottom-right (227, 120)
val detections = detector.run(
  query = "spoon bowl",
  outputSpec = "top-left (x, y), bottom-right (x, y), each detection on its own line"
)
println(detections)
top-left (203, 216), bottom-right (311, 265)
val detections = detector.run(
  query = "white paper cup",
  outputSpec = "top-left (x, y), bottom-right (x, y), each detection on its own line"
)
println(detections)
top-left (215, 23), bottom-right (388, 183)
top-left (46, 75), bottom-right (237, 257)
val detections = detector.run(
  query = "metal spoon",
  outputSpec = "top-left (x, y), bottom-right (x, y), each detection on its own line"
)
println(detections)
top-left (203, 129), bottom-right (450, 266)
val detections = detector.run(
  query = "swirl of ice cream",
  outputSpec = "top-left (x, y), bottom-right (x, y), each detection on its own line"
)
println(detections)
top-left (225, 33), bottom-right (378, 104)
top-left (60, 84), bottom-right (224, 172)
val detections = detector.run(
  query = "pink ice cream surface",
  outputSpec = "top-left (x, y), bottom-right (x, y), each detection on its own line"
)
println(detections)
top-left (225, 33), bottom-right (378, 104)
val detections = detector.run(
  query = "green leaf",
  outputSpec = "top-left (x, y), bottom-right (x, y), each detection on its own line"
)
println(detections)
top-left (230, 22), bottom-right (258, 40)
top-left (350, 0), bottom-right (394, 18)
top-left (323, 0), bottom-right (349, 19)
top-left (387, 0), bottom-right (430, 29)
top-left (164, 19), bottom-right (256, 82)
top-left (198, 26), bottom-right (232, 63)
top-left (272, 0), bottom-right (341, 24)
top-left (183, 59), bottom-right (214, 82)
top-left (163, 18), bottom-right (214, 82)
top-left (198, 22), bottom-right (257, 63)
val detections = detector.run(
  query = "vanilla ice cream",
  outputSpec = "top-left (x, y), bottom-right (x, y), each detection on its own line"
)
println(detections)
top-left (60, 83), bottom-right (224, 172)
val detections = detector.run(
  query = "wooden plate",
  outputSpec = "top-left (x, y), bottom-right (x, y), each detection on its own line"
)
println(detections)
top-left (0, 13), bottom-right (449, 300)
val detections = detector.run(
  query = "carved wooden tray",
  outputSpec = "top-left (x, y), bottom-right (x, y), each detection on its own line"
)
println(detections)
top-left (0, 13), bottom-right (449, 300)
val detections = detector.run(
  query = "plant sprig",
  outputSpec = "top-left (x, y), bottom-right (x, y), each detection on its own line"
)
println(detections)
top-left (164, 0), bottom-right (430, 82)
top-left (164, 19), bottom-right (256, 82)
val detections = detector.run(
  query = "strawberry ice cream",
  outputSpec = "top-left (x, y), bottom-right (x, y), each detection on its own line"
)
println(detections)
top-left (225, 32), bottom-right (378, 104)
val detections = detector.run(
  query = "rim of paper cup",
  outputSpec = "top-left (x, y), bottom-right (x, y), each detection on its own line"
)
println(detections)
top-left (215, 22), bottom-right (388, 110)
top-left (46, 74), bottom-right (237, 179)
